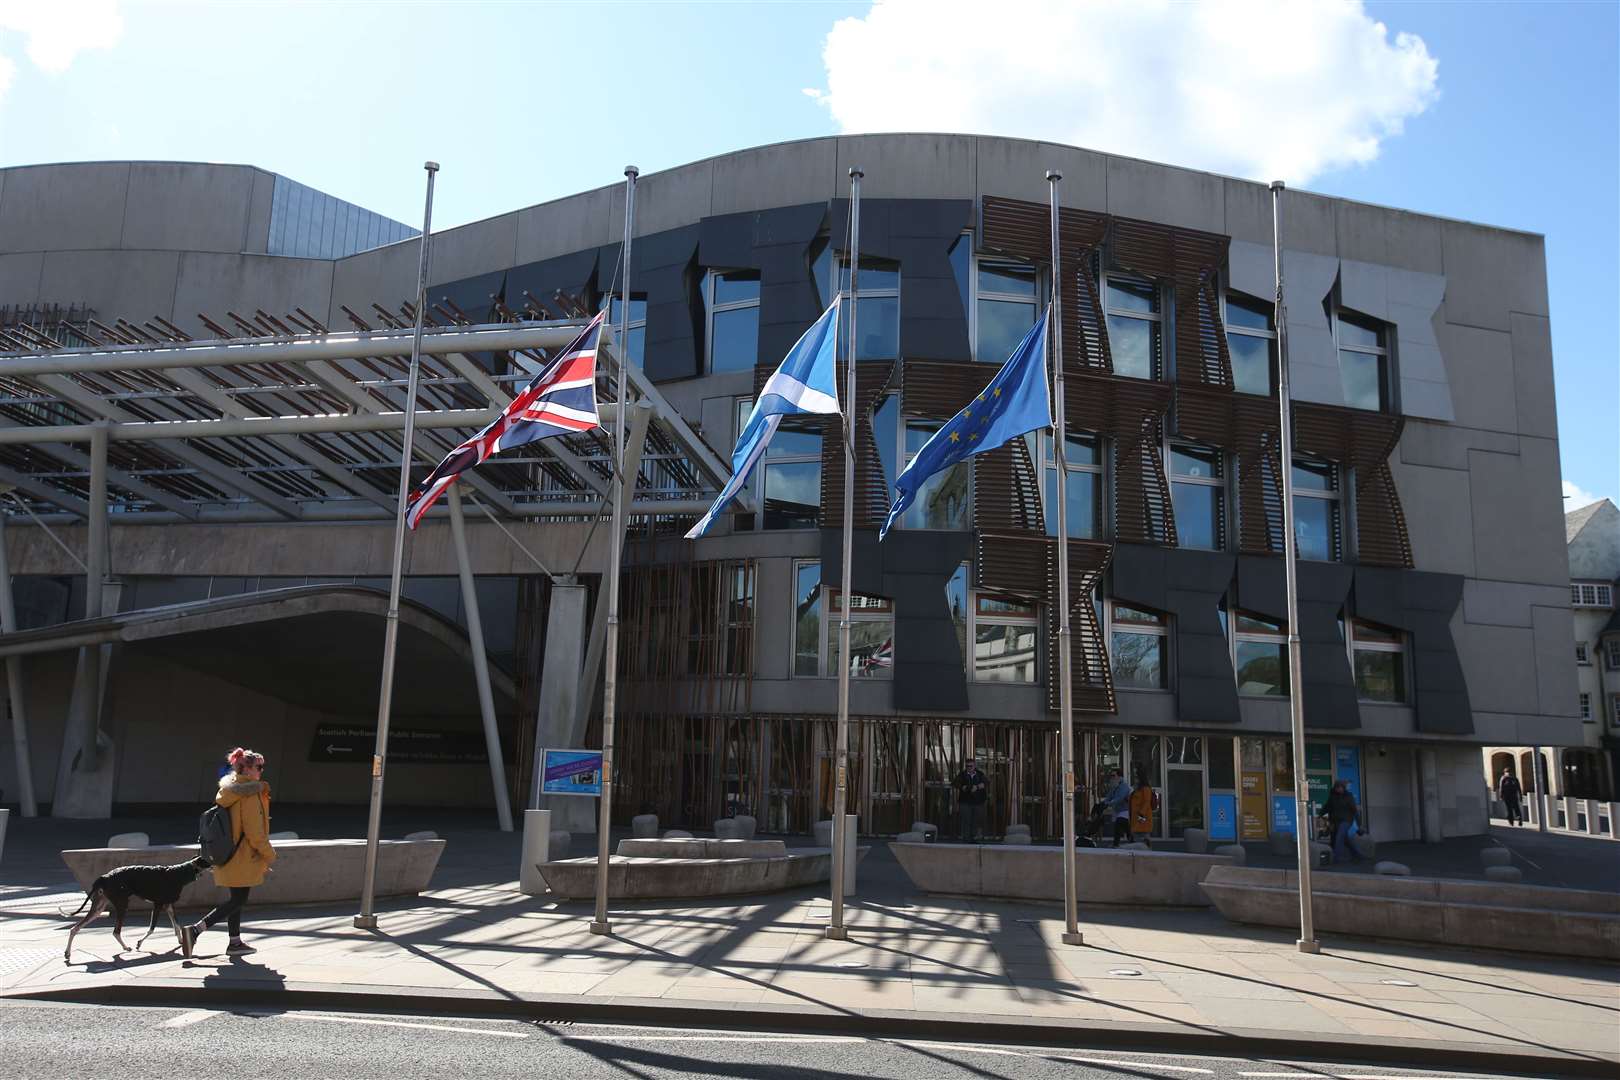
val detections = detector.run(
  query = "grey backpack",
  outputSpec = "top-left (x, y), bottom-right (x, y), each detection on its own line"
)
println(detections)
top-left (198, 804), bottom-right (241, 866)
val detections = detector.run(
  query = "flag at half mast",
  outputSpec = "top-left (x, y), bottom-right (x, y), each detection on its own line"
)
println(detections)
top-left (405, 311), bottom-right (605, 528)
top-left (686, 301), bottom-right (841, 538)
top-left (880, 305), bottom-right (1052, 539)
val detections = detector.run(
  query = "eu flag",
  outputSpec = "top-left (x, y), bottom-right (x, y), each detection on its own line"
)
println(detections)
top-left (880, 306), bottom-right (1051, 539)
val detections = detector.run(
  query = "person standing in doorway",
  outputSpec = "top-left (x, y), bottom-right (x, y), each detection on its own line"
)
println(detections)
top-left (180, 747), bottom-right (276, 957)
top-left (954, 759), bottom-right (989, 842)
top-left (1321, 779), bottom-right (1360, 864)
top-left (1497, 768), bottom-right (1524, 827)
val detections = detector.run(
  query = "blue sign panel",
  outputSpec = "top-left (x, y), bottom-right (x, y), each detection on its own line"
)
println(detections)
top-left (1335, 745), bottom-right (1362, 802)
top-left (1271, 794), bottom-right (1297, 836)
top-left (1209, 794), bottom-right (1237, 841)
top-left (541, 749), bottom-right (603, 796)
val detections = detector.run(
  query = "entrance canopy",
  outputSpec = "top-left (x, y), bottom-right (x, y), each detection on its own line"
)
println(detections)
top-left (0, 306), bottom-right (733, 526)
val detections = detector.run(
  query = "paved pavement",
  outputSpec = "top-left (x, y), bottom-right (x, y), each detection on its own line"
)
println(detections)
top-left (0, 1000), bottom-right (1549, 1080)
top-left (2, 809), bottom-right (1617, 1076)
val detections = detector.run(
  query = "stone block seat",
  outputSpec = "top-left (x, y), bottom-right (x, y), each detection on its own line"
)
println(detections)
top-left (61, 837), bottom-right (445, 910)
top-left (537, 836), bottom-right (869, 901)
top-left (631, 814), bottom-right (659, 839)
top-left (1200, 865), bottom-right (1620, 959)
top-left (891, 842), bottom-right (1234, 907)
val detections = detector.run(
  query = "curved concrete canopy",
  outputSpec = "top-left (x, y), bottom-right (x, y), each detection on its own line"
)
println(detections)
top-left (0, 584), bottom-right (516, 717)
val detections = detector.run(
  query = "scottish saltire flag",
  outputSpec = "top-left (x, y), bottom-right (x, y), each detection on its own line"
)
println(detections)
top-left (685, 302), bottom-right (841, 538)
top-left (880, 306), bottom-right (1052, 539)
top-left (406, 311), bottom-right (605, 528)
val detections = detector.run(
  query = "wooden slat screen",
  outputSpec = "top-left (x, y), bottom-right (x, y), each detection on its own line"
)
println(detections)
top-left (1111, 216), bottom-right (1232, 389)
top-left (1295, 403), bottom-right (1412, 568)
top-left (1045, 538), bottom-right (1115, 713)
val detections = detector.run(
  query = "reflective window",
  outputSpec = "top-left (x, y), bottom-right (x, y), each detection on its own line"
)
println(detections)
top-left (703, 270), bottom-right (761, 373)
top-left (972, 585), bottom-right (1038, 684)
top-left (1035, 432), bottom-right (1104, 540)
top-left (1231, 607), bottom-right (1288, 697)
top-left (763, 418), bottom-right (821, 530)
top-left (975, 260), bottom-right (1038, 364)
top-left (1350, 618), bottom-right (1406, 703)
top-left (1169, 444), bottom-right (1226, 551)
top-left (793, 562), bottom-right (822, 676)
top-left (608, 296), bottom-right (647, 367)
top-left (1292, 459), bottom-right (1342, 561)
top-left (1335, 310), bottom-right (1389, 411)
top-left (1110, 602), bottom-right (1168, 690)
top-left (1105, 276), bottom-right (1163, 381)
top-left (899, 419), bottom-right (972, 529)
top-left (816, 256), bottom-right (900, 362)
top-left (828, 588), bottom-right (895, 680)
top-left (1224, 291), bottom-right (1276, 396)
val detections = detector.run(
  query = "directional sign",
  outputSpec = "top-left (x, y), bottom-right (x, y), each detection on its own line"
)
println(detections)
top-left (307, 724), bottom-right (492, 765)
top-left (541, 749), bottom-right (603, 796)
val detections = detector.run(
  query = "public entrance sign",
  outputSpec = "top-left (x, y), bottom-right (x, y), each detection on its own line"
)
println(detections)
top-left (541, 749), bottom-right (603, 796)
top-left (308, 723), bottom-right (491, 764)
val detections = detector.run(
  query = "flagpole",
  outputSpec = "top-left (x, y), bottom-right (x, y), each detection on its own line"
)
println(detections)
top-left (355, 160), bottom-right (438, 931)
top-left (591, 164), bottom-right (637, 936)
top-left (827, 165), bottom-right (862, 942)
top-left (1271, 180), bottom-right (1319, 954)
top-left (1047, 171), bottom-right (1083, 946)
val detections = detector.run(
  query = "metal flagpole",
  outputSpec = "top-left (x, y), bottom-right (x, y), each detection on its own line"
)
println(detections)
top-left (827, 166), bottom-right (862, 942)
top-left (1048, 171), bottom-right (1083, 947)
top-left (591, 164), bottom-right (637, 936)
top-left (356, 160), bottom-right (438, 930)
top-left (1271, 180), bottom-right (1319, 954)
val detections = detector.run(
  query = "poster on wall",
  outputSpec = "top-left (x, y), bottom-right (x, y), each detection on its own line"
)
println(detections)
top-left (1209, 794), bottom-right (1237, 841)
top-left (541, 749), bottom-right (603, 796)
top-left (1308, 773), bottom-right (1332, 823)
top-left (1271, 794), bottom-right (1297, 836)
top-left (1335, 745), bottom-right (1362, 802)
top-left (1240, 772), bottom-right (1268, 840)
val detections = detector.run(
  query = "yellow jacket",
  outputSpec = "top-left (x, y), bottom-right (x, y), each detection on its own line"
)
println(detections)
top-left (212, 774), bottom-right (276, 888)
top-left (1129, 786), bottom-right (1155, 833)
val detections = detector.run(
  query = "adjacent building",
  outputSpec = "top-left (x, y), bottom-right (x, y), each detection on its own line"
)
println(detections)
top-left (0, 137), bottom-right (1582, 845)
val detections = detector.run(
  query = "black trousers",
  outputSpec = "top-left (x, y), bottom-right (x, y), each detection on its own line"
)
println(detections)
top-left (201, 887), bottom-right (251, 936)
top-left (1111, 818), bottom-right (1131, 846)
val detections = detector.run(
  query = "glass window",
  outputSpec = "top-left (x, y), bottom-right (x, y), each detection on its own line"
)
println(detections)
top-left (899, 419), bottom-right (971, 529)
top-left (873, 394), bottom-right (898, 501)
top-left (1579, 692), bottom-right (1591, 721)
top-left (1110, 601), bottom-right (1168, 690)
top-left (793, 562), bottom-right (821, 677)
top-left (1606, 638), bottom-right (1620, 670)
top-left (704, 270), bottom-right (760, 374)
top-left (1105, 275), bottom-right (1162, 380)
top-left (608, 296), bottom-right (646, 367)
top-left (1036, 432), bottom-right (1104, 540)
top-left (763, 420), bottom-right (821, 530)
top-left (1170, 444), bottom-right (1226, 551)
top-left (819, 257), bottom-right (900, 362)
top-left (1292, 459), bottom-right (1342, 562)
top-left (1571, 583), bottom-right (1615, 608)
top-left (1224, 291), bottom-right (1276, 396)
top-left (827, 588), bottom-right (894, 680)
top-left (1231, 608), bottom-right (1288, 697)
top-left (1335, 310), bottom-right (1388, 412)
top-left (1576, 641), bottom-right (1590, 665)
top-left (975, 623), bottom-right (1038, 683)
top-left (975, 260), bottom-right (1038, 364)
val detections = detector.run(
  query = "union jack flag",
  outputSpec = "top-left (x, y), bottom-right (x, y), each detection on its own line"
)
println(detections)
top-left (406, 311), bottom-right (604, 529)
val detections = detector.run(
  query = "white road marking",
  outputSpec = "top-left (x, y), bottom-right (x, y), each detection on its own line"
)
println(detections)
top-left (1240, 1073), bottom-right (1493, 1079)
top-left (281, 1013), bottom-right (528, 1039)
top-left (159, 1009), bottom-right (219, 1028)
top-left (896, 1040), bottom-right (1027, 1057)
top-left (1054, 1058), bottom-right (1212, 1074)
top-left (560, 1034), bottom-right (862, 1043)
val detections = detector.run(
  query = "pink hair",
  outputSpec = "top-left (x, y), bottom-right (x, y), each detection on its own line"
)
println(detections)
top-left (227, 747), bottom-right (265, 772)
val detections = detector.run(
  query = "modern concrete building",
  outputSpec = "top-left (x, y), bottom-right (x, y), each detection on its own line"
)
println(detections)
top-left (1482, 498), bottom-right (1619, 826)
top-left (0, 137), bottom-right (1581, 847)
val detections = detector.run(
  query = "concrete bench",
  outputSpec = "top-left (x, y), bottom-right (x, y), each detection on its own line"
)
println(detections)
top-left (61, 837), bottom-right (445, 910)
top-left (891, 842), bottom-right (1234, 907)
top-left (1199, 865), bottom-right (1620, 960)
top-left (615, 837), bottom-right (786, 859)
top-left (539, 846), bottom-right (870, 901)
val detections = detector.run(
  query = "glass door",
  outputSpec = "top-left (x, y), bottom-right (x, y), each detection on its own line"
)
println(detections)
top-left (1165, 735), bottom-right (1205, 839)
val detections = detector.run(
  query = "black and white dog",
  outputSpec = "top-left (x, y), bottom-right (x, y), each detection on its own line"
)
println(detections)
top-left (62, 856), bottom-right (210, 962)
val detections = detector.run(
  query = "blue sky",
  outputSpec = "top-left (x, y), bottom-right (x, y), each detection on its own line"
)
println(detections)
top-left (0, 1), bottom-right (1613, 507)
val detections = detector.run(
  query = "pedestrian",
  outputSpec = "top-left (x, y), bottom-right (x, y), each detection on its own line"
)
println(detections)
top-left (954, 759), bottom-right (989, 842)
top-left (1103, 769), bottom-right (1132, 847)
top-left (1496, 768), bottom-right (1523, 827)
top-left (1129, 775), bottom-right (1155, 847)
top-left (1321, 779), bottom-right (1360, 864)
top-left (180, 747), bottom-right (276, 958)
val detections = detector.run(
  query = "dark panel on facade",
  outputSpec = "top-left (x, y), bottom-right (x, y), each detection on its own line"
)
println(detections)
top-left (1112, 544), bottom-right (1240, 725)
top-left (428, 269), bottom-right (507, 324)
top-left (821, 526), bottom-right (973, 712)
top-left (828, 198), bottom-right (974, 362)
top-left (706, 203), bottom-right (828, 369)
top-left (595, 225), bottom-right (701, 382)
top-left (1237, 556), bottom-right (1360, 729)
top-left (505, 250), bottom-right (598, 318)
top-left (1355, 566), bottom-right (1472, 734)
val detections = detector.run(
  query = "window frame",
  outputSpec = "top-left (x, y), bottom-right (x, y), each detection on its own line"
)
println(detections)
top-left (894, 415), bottom-right (974, 531)
top-left (971, 253), bottom-right (1040, 364)
top-left (1167, 440), bottom-right (1229, 551)
top-left (1221, 287), bottom-right (1278, 396)
top-left (817, 250), bottom-right (901, 363)
top-left (1579, 692), bottom-right (1592, 722)
top-left (1332, 308), bottom-right (1390, 412)
top-left (1347, 618), bottom-right (1408, 704)
top-left (1605, 637), bottom-right (1620, 671)
top-left (1108, 600), bottom-right (1171, 692)
top-left (1229, 607), bottom-right (1288, 698)
top-left (607, 294), bottom-right (647, 367)
top-left (744, 396), bottom-right (822, 532)
top-left (1033, 429), bottom-right (1107, 541)
top-left (790, 559), bottom-right (895, 680)
top-left (1576, 641), bottom-right (1591, 665)
top-left (1101, 270), bottom-right (1165, 381)
top-left (1291, 456), bottom-right (1345, 562)
top-left (1571, 582), bottom-right (1615, 608)
top-left (701, 268), bottom-right (761, 374)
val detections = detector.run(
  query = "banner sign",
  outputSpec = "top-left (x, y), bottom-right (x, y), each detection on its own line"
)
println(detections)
top-left (309, 724), bottom-right (490, 765)
top-left (1240, 771), bottom-right (1268, 840)
top-left (1271, 794), bottom-right (1297, 836)
top-left (1335, 745), bottom-right (1362, 802)
top-left (1209, 794), bottom-right (1237, 842)
top-left (541, 749), bottom-right (603, 796)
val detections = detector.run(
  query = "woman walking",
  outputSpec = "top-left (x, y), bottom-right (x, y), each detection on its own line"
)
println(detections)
top-left (180, 747), bottom-right (276, 957)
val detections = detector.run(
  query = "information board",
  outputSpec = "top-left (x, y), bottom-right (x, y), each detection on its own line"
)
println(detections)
top-left (541, 749), bottom-right (603, 796)
top-left (1271, 794), bottom-right (1297, 836)
top-left (1240, 771), bottom-right (1269, 840)
top-left (1209, 794), bottom-right (1237, 841)
top-left (308, 724), bottom-right (490, 764)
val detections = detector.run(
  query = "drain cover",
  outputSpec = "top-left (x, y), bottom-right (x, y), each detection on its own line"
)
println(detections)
top-left (1107, 968), bottom-right (1144, 977)
top-left (562, 954), bottom-right (596, 960)
top-left (833, 961), bottom-right (867, 969)
top-left (1380, 978), bottom-right (1418, 987)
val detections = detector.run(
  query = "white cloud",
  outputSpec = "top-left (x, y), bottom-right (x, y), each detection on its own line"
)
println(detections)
top-left (808, 0), bottom-right (1439, 185)
top-left (1563, 479), bottom-right (1609, 511)
top-left (0, 0), bottom-right (122, 106)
